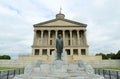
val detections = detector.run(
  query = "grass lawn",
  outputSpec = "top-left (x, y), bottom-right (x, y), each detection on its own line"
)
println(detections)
top-left (0, 67), bottom-right (23, 70)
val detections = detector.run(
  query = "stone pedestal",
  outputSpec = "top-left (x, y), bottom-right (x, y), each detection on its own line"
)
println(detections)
top-left (51, 60), bottom-right (68, 73)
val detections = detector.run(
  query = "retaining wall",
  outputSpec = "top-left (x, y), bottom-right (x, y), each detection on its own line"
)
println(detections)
top-left (0, 60), bottom-right (119, 68)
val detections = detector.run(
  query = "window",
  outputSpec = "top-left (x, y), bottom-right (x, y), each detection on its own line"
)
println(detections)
top-left (66, 49), bottom-right (70, 55)
top-left (50, 49), bottom-right (54, 55)
top-left (73, 49), bottom-right (78, 55)
top-left (42, 49), bottom-right (47, 55)
top-left (68, 40), bottom-right (70, 45)
top-left (35, 49), bottom-right (39, 55)
top-left (81, 49), bottom-right (86, 55)
top-left (79, 30), bottom-right (83, 38)
top-left (50, 40), bottom-right (52, 45)
top-left (37, 31), bottom-right (41, 38)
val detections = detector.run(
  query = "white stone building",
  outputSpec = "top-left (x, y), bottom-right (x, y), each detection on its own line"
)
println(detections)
top-left (19, 12), bottom-right (102, 63)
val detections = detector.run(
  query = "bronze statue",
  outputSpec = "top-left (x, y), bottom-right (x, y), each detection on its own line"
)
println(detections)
top-left (56, 34), bottom-right (63, 60)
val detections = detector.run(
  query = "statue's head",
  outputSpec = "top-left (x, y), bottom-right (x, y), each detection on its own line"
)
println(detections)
top-left (58, 34), bottom-right (62, 39)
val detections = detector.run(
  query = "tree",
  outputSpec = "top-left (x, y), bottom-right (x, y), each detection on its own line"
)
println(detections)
top-left (95, 50), bottom-right (120, 59)
top-left (96, 53), bottom-right (108, 59)
top-left (106, 53), bottom-right (116, 59)
top-left (115, 50), bottom-right (120, 59)
top-left (0, 55), bottom-right (11, 60)
top-left (0, 56), bottom-right (2, 59)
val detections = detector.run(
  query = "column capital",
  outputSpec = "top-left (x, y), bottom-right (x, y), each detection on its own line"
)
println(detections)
top-left (48, 30), bottom-right (51, 32)
top-left (69, 30), bottom-right (72, 32)
top-left (41, 30), bottom-right (44, 32)
top-left (55, 30), bottom-right (58, 31)
top-left (62, 30), bottom-right (66, 32)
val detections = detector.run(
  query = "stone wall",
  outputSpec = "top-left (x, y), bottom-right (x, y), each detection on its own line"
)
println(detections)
top-left (0, 60), bottom-right (36, 68)
top-left (72, 55), bottom-right (102, 63)
top-left (85, 59), bottom-right (120, 68)
top-left (0, 60), bottom-right (119, 68)
top-left (19, 55), bottom-right (51, 63)
top-left (19, 55), bottom-right (102, 63)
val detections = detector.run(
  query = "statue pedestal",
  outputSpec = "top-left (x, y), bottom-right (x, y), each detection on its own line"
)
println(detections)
top-left (51, 60), bottom-right (67, 73)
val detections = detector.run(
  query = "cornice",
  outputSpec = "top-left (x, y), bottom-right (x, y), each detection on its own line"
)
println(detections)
top-left (33, 19), bottom-right (87, 27)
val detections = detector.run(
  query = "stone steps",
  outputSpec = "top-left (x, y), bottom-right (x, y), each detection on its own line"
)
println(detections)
top-left (31, 77), bottom-right (90, 79)
top-left (13, 58), bottom-right (104, 79)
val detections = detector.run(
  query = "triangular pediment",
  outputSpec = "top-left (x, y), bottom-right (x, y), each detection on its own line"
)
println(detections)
top-left (34, 19), bottom-right (87, 27)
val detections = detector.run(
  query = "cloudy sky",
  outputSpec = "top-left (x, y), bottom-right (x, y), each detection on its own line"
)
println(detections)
top-left (0, 0), bottom-right (120, 59)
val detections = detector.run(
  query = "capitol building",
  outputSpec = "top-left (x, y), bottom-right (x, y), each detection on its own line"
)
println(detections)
top-left (19, 12), bottom-right (102, 63)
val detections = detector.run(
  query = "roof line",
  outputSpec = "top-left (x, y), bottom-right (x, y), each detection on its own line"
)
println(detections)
top-left (34, 18), bottom-right (87, 27)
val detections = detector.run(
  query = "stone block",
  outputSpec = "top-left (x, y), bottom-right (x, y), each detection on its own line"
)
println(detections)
top-left (40, 64), bottom-right (50, 72)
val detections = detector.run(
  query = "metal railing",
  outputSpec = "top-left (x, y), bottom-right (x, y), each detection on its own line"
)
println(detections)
top-left (94, 69), bottom-right (120, 79)
top-left (0, 68), bottom-right (119, 79)
top-left (0, 69), bottom-right (24, 79)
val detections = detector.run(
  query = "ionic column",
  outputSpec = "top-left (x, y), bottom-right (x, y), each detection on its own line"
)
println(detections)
top-left (79, 49), bottom-right (81, 56)
top-left (71, 49), bottom-right (73, 55)
top-left (48, 30), bottom-right (50, 46)
top-left (41, 30), bottom-right (43, 46)
top-left (55, 30), bottom-right (58, 39)
top-left (63, 30), bottom-right (65, 47)
top-left (40, 49), bottom-right (42, 55)
top-left (39, 49), bottom-right (41, 56)
top-left (77, 30), bottom-right (80, 46)
top-left (84, 30), bottom-right (87, 46)
top-left (55, 30), bottom-right (58, 46)
top-left (70, 30), bottom-right (72, 46)
top-left (47, 49), bottom-right (50, 56)
top-left (33, 30), bottom-right (37, 45)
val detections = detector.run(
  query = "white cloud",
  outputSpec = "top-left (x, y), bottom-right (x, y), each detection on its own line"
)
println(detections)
top-left (0, 0), bottom-right (120, 59)
top-left (93, 0), bottom-right (108, 7)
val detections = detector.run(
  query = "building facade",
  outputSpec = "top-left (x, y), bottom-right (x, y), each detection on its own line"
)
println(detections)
top-left (19, 12), bottom-right (102, 63)
top-left (32, 12), bottom-right (89, 56)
